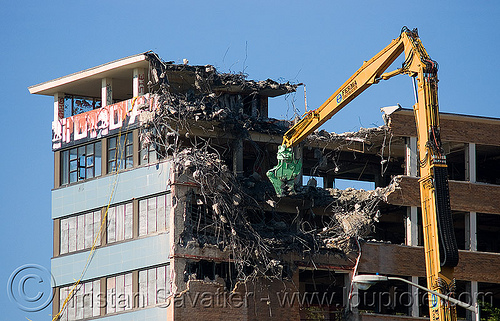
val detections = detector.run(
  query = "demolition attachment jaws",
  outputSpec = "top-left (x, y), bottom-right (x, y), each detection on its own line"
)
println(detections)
top-left (266, 145), bottom-right (302, 196)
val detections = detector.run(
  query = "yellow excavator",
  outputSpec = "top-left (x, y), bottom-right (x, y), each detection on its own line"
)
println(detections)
top-left (267, 27), bottom-right (459, 320)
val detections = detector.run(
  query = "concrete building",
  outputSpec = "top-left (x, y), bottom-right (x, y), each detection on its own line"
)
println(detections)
top-left (29, 52), bottom-right (500, 321)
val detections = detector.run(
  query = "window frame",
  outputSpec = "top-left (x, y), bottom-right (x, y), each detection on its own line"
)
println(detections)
top-left (60, 141), bottom-right (102, 186)
top-left (138, 193), bottom-right (170, 237)
top-left (64, 94), bottom-right (101, 117)
top-left (107, 132), bottom-right (134, 173)
top-left (140, 141), bottom-right (158, 165)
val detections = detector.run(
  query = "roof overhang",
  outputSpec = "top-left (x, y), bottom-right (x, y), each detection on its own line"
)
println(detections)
top-left (28, 52), bottom-right (150, 98)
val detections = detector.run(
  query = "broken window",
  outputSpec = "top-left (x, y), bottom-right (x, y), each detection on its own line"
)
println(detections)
top-left (138, 193), bottom-right (171, 236)
top-left (445, 142), bottom-right (466, 181)
top-left (417, 277), bottom-right (430, 318)
top-left (476, 145), bottom-right (500, 185)
top-left (298, 269), bottom-right (346, 320)
top-left (64, 95), bottom-right (101, 117)
top-left (140, 140), bottom-right (158, 165)
top-left (185, 196), bottom-right (218, 243)
top-left (452, 211), bottom-right (467, 250)
top-left (478, 282), bottom-right (500, 318)
top-left (60, 209), bottom-right (101, 255)
top-left (477, 213), bottom-right (500, 253)
top-left (356, 275), bottom-right (412, 316)
top-left (107, 132), bottom-right (133, 173)
top-left (369, 206), bottom-right (405, 245)
top-left (107, 202), bottom-right (133, 244)
top-left (184, 260), bottom-right (238, 290)
top-left (453, 280), bottom-right (473, 320)
top-left (60, 141), bottom-right (102, 185)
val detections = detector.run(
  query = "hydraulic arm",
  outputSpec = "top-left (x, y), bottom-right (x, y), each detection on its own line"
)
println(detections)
top-left (267, 27), bottom-right (459, 320)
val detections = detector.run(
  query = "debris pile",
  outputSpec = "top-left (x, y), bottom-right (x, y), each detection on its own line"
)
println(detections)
top-left (172, 147), bottom-right (391, 279)
top-left (308, 126), bottom-right (388, 145)
top-left (173, 146), bottom-right (286, 280)
top-left (141, 55), bottom-right (394, 281)
top-left (319, 188), bottom-right (389, 253)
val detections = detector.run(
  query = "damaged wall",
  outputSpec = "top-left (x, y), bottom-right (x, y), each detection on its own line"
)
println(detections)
top-left (135, 57), bottom-right (398, 320)
top-left (42, 51), bottom-right (500, 321)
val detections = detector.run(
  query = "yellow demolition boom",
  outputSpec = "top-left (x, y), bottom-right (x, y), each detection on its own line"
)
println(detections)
top-left (267, 27), bottom-right (459, 320)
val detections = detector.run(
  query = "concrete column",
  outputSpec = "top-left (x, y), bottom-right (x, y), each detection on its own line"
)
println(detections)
top-left (466, 281), bottom-right (479, 321)
top-left (465, 211), bottom-right (477, 251)
top-left (343, 273), bottom-right (350, 308)
top-left (101, 78), bottom-right (113, 107)
top-left (169, 169), bottom-right (192, 294)
top-left (406, 206), bottom-right (419, 246)
top-left (251, 94), bottom-right (259, 118)
top-left (260, 96), bottom-right (268, 119)
top-left (374, 172), bottom-right (384, 188)
top-left (233, 139), bottom-right (244, 177)
top-left (410, 276), bottom-right (419, 317)
top-left (349, 281), bottom-right (360, 320)
top-left (405, 137), bottom-right (418, 177)
top-left (405, 136), bottom-right (419, 252)
top-left (465, 143), bottom-right (478, 321)
top-left (405, 137), bottom-right (420, 319)
top-left (133, 68), bottom-right (145, 97)
top-left (54, 92), bottom-right (65, 121)
top-left (324, 173), bottom-right (335, 189)
top-left (465, 143), bottom-right (476, 183)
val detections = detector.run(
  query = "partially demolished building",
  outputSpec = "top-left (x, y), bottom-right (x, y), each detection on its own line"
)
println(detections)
top-left (29, 52), bottom-right (500, 321)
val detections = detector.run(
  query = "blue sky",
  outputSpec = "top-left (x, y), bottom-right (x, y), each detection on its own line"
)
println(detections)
top-left (1, 1), bottom-right (499, 319)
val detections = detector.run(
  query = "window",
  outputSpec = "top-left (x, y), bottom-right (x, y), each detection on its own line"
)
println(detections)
top-left (139, 265), bottom-right (170, 307)
top-left (108, 133), bottom-right (133, 173)
top-left (60, 210), bottom-right (101, 255)
top-left (59, 279), bottom-right (100, 320)
top-left (106, 273), bottom-right (133, 313)
top-left (58, 267), bottom-right (170, 319)
top-left (61, 141), bottom-right (102, 185)
top-left (64, 95), bottom-right (101, 117)
top-left (139, 194), bottom-right (170, 236)
top-left (107, 202), bottom-right (133, 244)
top-left (140, 140), bottom-right (158, 165)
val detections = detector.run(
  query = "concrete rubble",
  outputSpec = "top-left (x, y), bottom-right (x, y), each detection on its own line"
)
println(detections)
top-left (140, 55), bottom-right (398, 282)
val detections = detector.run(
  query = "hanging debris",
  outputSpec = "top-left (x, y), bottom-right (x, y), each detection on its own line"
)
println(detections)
top-left (140, 55), bottom-right (397, 282)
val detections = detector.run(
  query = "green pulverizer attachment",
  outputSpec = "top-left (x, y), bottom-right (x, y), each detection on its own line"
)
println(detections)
top-left (266, 145), bottom-right (302, 196)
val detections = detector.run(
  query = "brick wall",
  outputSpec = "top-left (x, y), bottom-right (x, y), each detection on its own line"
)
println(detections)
top-left (173, 277), bottom-right (300, 321)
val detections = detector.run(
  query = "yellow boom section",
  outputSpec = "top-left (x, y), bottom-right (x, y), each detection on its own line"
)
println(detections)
top-left (276, 27), bottom-right (459, 320)
top-left (282, 34), bottom-right (405, 147)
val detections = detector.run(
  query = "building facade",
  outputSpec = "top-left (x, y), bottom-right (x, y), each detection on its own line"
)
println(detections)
top-left (30, 53), bottom-right (500, 321)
